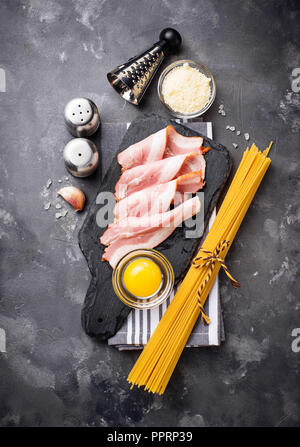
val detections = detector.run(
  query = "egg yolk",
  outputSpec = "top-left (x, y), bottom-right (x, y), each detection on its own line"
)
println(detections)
top-left (123, 258), bottom-right (162, 298)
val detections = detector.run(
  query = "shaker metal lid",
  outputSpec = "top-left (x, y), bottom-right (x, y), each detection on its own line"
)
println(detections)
top-left (63, 138), bottom-right (99, 178)
top-left (64, 98), bottom-right (100, 137)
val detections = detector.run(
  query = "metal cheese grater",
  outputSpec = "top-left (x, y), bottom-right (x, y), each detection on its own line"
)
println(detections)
top-left (107, 28), bottom-right (182, 105)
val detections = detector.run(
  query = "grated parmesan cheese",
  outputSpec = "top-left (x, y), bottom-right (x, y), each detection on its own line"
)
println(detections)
top-left (161, 63), bottom-right (211, 115)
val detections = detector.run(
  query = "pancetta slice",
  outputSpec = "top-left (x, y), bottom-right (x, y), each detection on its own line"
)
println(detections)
top-left (117, 127), bottom-right (168, 171)
top-left (117, 125), bottom-right (204, 170)
top-left (114, 172), bottom-right (204, 219)
top-left (115, 152), bottom-right (205, 200)
top-left (164, 125), bottom-right (204, 157)
top-left (102, 196), bottom-right (201, 267)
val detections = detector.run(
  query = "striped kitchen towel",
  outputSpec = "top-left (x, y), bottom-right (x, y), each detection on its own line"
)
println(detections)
top-left (108, 121), bottom-right (225, 349)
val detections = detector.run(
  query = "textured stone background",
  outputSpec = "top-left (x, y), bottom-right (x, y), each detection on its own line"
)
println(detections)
top-left (0, 0), bottom-right (299, 427)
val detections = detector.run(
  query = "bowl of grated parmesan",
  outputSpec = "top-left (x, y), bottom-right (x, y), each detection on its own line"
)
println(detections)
top-left (158, 59), bottom-right (216, 118)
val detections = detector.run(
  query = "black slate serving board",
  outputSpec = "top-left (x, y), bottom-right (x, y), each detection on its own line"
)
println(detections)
top-left (78, 114), bottom-right (232, 340)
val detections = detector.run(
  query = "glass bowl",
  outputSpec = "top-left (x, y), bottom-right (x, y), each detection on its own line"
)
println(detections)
top-left (112, 249), bottom-right (174, 310)
top-left (157, 59), bottom-right (216, 119)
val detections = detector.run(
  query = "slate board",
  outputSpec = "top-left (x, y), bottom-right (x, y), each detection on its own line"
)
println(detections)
top-left (78, 114), bottom-right (232, 340)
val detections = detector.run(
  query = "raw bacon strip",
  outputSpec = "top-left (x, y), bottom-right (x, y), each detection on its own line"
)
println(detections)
top-left (114, 172), bottom-right (204, 219)
top-left (164, 125), bottom-right (204, 157)
top-left (115, 152), bottom-right (205, 200)
top-left (102, 196), bottom-right (201, 267)
top-left (176, 151), bottom-right (206, 179)
top-left (176, 172), bottom-right (205, 193)
top-left (114, 181), bottom-right (177, 220)
top-left (117, 125), bottom-right (204, 170)
top-left (102, 195), bottom-right (201, 245)
top-left (118, 128), bottom-right (168, 170)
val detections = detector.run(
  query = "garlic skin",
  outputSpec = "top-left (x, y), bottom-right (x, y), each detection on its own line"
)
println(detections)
top-left (57, 186), bottom-right (85, 212)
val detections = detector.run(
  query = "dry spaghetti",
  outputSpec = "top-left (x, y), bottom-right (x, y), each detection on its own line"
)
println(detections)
top-left (127, 143), bottom-right (272, 394)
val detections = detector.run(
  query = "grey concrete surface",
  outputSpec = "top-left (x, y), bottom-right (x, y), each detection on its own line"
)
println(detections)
top-left (0, 0), bottom-right (299, 427)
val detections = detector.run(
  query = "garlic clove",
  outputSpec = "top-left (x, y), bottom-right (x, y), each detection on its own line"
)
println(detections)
top-left (57, 186), bottom-right (85, 212)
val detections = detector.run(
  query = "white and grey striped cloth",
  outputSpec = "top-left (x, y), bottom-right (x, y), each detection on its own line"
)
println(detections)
top-left (104, 121), bottom-right (224, 349)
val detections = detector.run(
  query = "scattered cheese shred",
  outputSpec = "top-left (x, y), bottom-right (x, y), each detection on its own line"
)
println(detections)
top-left (161, 63), bottom-right (211, 115)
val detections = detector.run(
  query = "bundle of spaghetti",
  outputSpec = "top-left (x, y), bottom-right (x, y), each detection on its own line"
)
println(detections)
top-left (127, 143), bottom-right (272, 394)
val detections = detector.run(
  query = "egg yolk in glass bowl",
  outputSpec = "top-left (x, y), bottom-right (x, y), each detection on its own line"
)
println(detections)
top-left (123, 257), bottom-right (162, 298)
